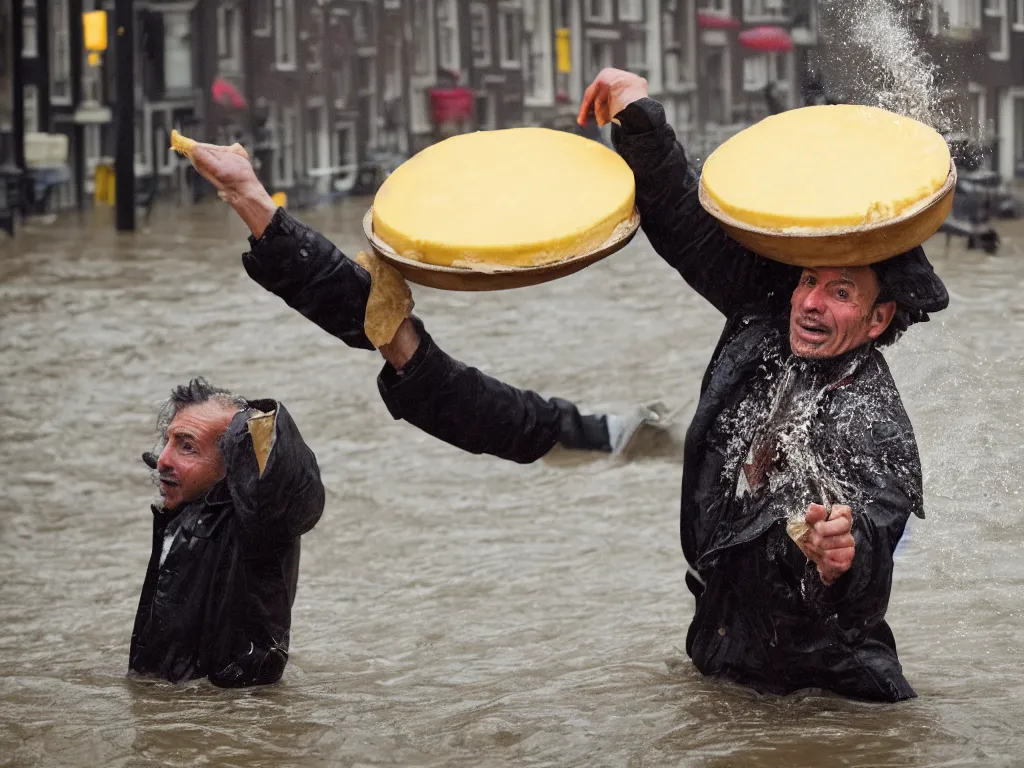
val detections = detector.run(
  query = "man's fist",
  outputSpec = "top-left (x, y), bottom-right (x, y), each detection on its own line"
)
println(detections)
top-left (795, 503), bottom-right (855, 585)
top-left (577, 68), bottom-right (649, 127)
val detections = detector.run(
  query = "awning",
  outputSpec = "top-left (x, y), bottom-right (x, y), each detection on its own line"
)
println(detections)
top-left (697, 11), bottom-right (740, 29)
top-left (212, 78), bottom-right (248, 110)
top-left (738, 26), bottom-right (794, 52)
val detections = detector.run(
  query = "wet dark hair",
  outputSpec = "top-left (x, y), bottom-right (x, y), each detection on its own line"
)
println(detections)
top-left (870, 275), bottom-right (911, 348)
top-left (156, 377), bottom-right (247, 439)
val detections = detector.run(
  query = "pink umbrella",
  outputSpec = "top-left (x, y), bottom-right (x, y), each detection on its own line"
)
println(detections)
top-left (738, 26), bottom-right (794, 52)
top-left (211, 78), bottom-right (248, 110)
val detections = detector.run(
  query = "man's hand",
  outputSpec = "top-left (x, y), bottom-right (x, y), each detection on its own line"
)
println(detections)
top-left (795, 503), bottom-right (855, 585)
top-left (171, 131), bottom-right (277, 238)
top-left (577, 68), bottom-right (649, 127)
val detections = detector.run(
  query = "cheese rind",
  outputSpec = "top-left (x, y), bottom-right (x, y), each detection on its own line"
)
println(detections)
top-left (700, 105), bottom-right (951, 231)
top-left (372, 128), bottom-right (636, 267)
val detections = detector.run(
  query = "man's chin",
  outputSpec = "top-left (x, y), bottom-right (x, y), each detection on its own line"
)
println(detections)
top-left (790, 333), bottom-right (832, 359)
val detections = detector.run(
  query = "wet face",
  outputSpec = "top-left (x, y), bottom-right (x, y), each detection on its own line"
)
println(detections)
top-left (789, 266), bottom-right (896, 359)
top-left (156, 401), bottom-right (238, 510)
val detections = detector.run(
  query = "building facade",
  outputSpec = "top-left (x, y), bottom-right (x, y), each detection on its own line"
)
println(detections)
top-left (5, 0), bottom-right (1022, 217)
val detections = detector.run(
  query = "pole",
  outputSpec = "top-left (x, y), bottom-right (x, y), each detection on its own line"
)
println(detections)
top-left (114, 0), bottom-right (135, 231)
top-left (12, 0), bottom-right (25, 171)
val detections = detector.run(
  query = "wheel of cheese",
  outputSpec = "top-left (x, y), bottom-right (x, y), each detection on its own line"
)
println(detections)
top-left (700, 105), bottom-right (951, 231)
top-left (371, 128), bottom-right (636, 268)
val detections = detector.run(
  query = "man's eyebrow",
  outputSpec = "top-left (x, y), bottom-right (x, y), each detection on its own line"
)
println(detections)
top-left (827, 276), bottom-right (857, 287)
top-left (169, 428), bottom-right (199, 442)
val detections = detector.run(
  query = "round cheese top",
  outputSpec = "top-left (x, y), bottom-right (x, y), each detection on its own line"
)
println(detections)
top-left (371, 127), bottom-right (636, 268)
top-left (700, 104), bottom-right (951, 231)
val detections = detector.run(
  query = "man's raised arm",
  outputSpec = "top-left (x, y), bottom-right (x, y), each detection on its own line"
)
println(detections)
top-left (578, 69), bottom-right (798, 315)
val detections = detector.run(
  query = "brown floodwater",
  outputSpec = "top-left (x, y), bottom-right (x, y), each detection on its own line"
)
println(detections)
top-left (1, 198), bottom-right (1022, 767)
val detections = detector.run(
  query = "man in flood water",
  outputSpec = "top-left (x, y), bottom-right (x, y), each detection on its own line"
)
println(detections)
top-left (183, 71), bottom-right (945, 702)
top-left (573, 68), bottom-right (948, 701)
top-left (129, 378), bottom-right (325, 687)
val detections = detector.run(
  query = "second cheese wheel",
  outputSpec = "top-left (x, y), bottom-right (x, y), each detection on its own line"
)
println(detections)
top-left (371, 128), bottom-right (636, 268)
top-left (700, 104), bottom-right (951, 232)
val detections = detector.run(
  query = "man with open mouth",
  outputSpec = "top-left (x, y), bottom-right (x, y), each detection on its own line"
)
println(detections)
top-left (129, 378), bottom-right (325, 687)
top-left (575, 68), bottom-right (949, 701)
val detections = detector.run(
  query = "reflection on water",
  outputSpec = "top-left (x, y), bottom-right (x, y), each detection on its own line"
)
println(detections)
top-left (1, 200), bottom-right (1023, 767)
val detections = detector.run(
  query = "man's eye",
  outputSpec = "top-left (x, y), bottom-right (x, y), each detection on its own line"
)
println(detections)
top-left (836, 289), bottom-right (849, 300)
top-left (180, 442), bottom-right (194, 453)
top-left (804, 276), bottom-right (816, 286)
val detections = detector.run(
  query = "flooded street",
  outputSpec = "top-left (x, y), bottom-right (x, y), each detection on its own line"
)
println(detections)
top-left (1, 197), bottom-right (1023, 767)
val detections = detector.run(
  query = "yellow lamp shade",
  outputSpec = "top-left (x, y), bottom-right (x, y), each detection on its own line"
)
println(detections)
top-left (83, 11), bottom-right (108, 52)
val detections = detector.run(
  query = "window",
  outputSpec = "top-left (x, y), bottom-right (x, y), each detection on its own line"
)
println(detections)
top-left (412, 0), bottom-right (433, 75)
top-left (23, 0), bottom-right (38, 58)
top-left (1014, 0), bottom-right (1024, 25)
top-left (253, 0), bottom-right (271, 35)
top-left (218, 2), bottom-right (241, 71)
top-left (275, 106), bottom-right (298, 186)
top-left (332, 59), bottom-right (352, 108)
top-left (163, 13), bottom-right (193, 92)
top-left (24, 86), bottom-right (39, 133)
top-left (744, 0), bottom-right (787, 19)
top-left (305, 104), bottom-right (328, 172)
top-left (471, 3), bottom-right (491, 66)
top-left (306, 5), bottom-right (324, 71)
top-left (940, 0), bottom-right (982, 28)
top-left (586, 38), bottom-right (614, 80)
top-left (332, 122), bottom-right (358, 191)
top-left (625, 35), bottom-right (647, 75)
top-left (50, 0), bottom-right (71, 102)
top-left (662, 4), bottom-right (694, 87)
top-left (701, 0), bottom-right (729, 13)
top-left (587, 0), bottom-right (613, 22)
top-left (383, 33), bottom-right (403, 101)
top-left (353, 0), bottom-right (373, 46)
top-left (985, 0), bottom-right (1009, 59)
top-left (437, 0), bottom-right (460, 71)
top-left (274, 0), bottom-right (297, 69)
top-left (618, 0), bottom-right (644, 21)
top-left (742, 52), bottom-right (785, 91)
top-left (523, 0), bottom-right (553, 103)
top-left (499, 6), bottom-right (522, 67)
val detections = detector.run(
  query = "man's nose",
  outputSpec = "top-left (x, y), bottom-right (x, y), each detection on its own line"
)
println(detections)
top-left (156, 444), bottom-right (175, 473)
top-left (801, 284), bottom-right (827, 313)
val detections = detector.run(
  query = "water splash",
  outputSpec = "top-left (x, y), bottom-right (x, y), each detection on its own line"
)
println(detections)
top-left (816, 0), bottom-right (954, 131)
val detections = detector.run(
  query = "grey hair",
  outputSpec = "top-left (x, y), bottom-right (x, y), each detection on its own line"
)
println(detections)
top-left (155, 377), bottom-right (248, 440)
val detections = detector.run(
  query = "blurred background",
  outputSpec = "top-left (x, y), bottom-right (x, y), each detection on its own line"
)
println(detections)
top-left (0, 0), bottom-right (1022, 228)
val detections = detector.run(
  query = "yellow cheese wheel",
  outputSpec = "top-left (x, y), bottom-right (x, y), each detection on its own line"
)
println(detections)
top-left (371, 128), bottom-right (636, 268)
top-left (700, 105), bottom-right (951, 231)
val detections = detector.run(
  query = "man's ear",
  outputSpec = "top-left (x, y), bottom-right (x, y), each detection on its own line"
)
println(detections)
top-left (867, 300), bottom-right (897, 340)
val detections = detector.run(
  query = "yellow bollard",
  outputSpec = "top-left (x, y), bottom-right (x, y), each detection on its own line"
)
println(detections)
top-left (271, 192), bottom-right (287, 208)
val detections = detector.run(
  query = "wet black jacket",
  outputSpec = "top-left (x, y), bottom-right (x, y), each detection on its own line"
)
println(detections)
top-left (129, 401), bottom-right (324, 687)
top-left (612, 98), bottom-right (924, 701)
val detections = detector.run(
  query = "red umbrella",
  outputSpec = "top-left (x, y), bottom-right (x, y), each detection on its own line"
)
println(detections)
top-left (211, 78), bottom-right (248, 110)
top-left (697, 11), bottom-right (740, 29)
top-left (738, 26), bottom-right (794, 52)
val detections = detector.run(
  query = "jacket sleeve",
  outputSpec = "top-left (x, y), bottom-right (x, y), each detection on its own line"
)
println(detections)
top-left (376, 317), bottom-right (603, 463)
top-left (611, 98), bottom-right (799, 315)
top-left (220, 399), bottom-right (326, 544)
top-left (806, 416), bottom-right (925, 633)
top-left (240, 207), bottom-right (375, 350)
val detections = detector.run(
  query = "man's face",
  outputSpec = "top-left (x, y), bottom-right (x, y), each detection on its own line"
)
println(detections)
top-left (156, 402), bottom-right (238, 511)
top-left (789, 266), bottom-right (896, 359)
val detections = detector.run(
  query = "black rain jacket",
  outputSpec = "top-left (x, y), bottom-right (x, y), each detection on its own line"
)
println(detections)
top-left (612, 98), bottom-right (924, 702)
top-left (129, 401), bottom-right (324, 687)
